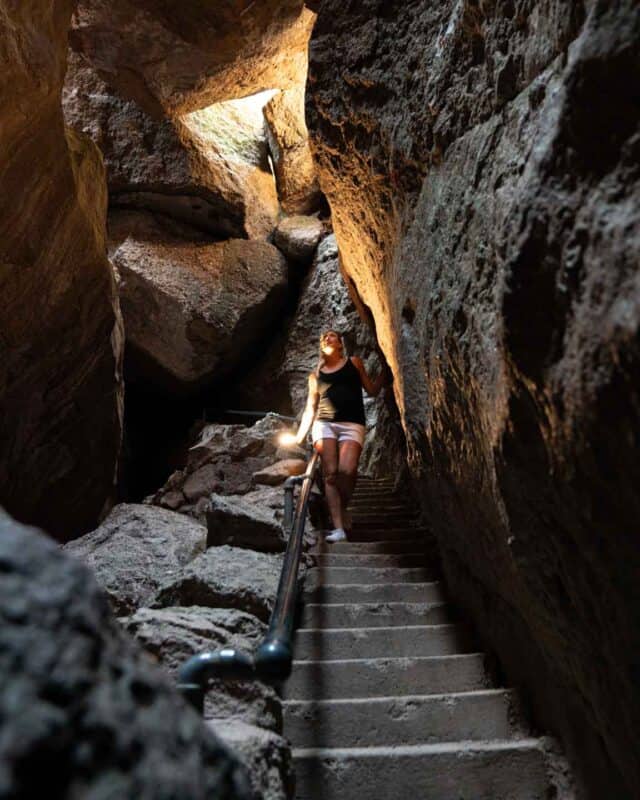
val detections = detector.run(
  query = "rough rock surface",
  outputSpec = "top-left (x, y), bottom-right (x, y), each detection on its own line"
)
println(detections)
top-left (151, 415), bottom-right (294, 513)
top-left (152, 546), bottom-right (284, 624)
top-left (253, 459), bottom-right (308, 486)
top-left (64, 503), bottom-right (207, 615)
top-left (206, 489), bottom-right (288, 553)
top-left (63, 53), bottom-right (278, 239)
top-left (124, 606), bottom-right (280, 730)
top-left (112, 221), bottom-right (290, 391)
top-left (71, 1), bottom-right (315, 115)
top-left (0, 509), bottom-right (250, 798)
top-left (210, 719), bottom-right (294, 800)
top-left (307, 1), bottom-right (640, 795)
top-left (274, 215), bottom-right (325, 264)
top-left (0, 1), bottom-right (123, 540)
top-left (265, 87), bottom-right (323, 214)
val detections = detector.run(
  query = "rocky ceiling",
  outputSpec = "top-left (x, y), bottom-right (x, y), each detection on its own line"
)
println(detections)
top-left (70, 0), bottom-right (316, 116)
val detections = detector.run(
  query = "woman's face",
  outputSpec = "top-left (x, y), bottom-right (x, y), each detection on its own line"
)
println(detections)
top-left (321, 331), bottom-right (343, 356)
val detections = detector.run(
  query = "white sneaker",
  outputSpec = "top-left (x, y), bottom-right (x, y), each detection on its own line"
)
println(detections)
top-left (326, 528), bottom-right (347, 543)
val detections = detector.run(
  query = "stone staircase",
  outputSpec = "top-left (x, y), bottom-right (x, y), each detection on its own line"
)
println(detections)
top-left (283, 477), bottom-right (568, 799)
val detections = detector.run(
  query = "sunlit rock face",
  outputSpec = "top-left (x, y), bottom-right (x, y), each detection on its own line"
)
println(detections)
top-left (63, 53), bottom-right (279, 239)
top-left (265, 86), bottom-right (323, 214)
top-left (0, 1), bottom-right (123, 540)
top-left (70, 0), bottom-right (315, 115)
top-left (308, 1), bottom-right (640, 796)
top-left (111, 211), bottom-right (290, 392)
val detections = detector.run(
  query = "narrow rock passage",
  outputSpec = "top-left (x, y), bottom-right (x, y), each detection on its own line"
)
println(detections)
top-left (284, 477), bottom-right (567, 799)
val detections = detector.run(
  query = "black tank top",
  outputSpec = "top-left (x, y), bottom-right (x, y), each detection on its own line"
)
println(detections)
top-left (316, 358), bottom-right (366, 425)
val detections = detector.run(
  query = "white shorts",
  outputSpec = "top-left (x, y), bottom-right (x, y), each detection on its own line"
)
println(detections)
top-left (312, 420), bottom-right (366, 447)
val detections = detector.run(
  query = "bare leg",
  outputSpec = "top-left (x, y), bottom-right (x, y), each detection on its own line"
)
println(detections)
top-left (337, 440), bottom-right (362, 510)
top-left (314, 438), bottom-right (343, 530)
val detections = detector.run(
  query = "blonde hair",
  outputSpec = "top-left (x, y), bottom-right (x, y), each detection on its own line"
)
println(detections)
top-left (316, 329), bottom-right (347, 375)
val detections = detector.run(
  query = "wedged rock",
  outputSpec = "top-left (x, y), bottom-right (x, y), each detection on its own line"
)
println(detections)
top-left (265, 87), bottom-right (323, 214)
top-left (112, 226), bottom-right (290, 391)
top-left (206, 487), bottom-right (287, 553)
top-left (124, 606), bottom-right (281, 730)
top-left (0, 3), bottom-right (123, 540)
top-left (253, 459), bottom-right (308, 486)
top-left (63, 53), bottom-right (278, 239)
top-left (64, 503), bottom-right (207, 615)
top-left (152, 546), bottom-right (285, 624)
top-left (151, 415), bottom-right (294, 513)
top-left (307, 0), bottom-right (640, 794)
top-left (211, 719), bottom-right (294, 800)
top-left (273, 215), bottom-right (325, 264)
top-left (71, 1), bottom-right (315, 115)
top-left (0, 509), bottom-right (250, 799)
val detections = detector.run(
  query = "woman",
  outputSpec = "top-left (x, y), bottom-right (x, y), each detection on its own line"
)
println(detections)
top-left (288, 330), bottom-right (387, 542)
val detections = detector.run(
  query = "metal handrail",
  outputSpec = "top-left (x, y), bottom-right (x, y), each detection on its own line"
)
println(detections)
top-left (177, 451), bottom-right (321, 713)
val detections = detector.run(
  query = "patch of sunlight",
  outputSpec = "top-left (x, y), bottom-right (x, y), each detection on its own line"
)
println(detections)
top-left (184, 89), bottom-right (279, 165)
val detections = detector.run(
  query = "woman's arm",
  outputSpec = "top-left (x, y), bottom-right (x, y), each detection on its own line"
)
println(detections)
top-left (351, 356), bottom-right (389, 397)
top-left (294, 373), bottom-right (319, 443)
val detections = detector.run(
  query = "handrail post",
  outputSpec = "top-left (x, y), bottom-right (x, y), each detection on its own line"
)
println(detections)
top-left (283, 474), bottom-right (304, 531)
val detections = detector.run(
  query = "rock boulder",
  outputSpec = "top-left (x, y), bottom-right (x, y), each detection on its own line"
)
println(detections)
top-left (206, 487), bottom-right (288, 553)
top-left (112, 224), bottom-right (290, 391)
top-left (0, 509), bottom-right (250, 799)
top-left (274, 215), bottom-right (325, 264)
top-left (64, 503), bottom-right (207, 615)
top-left (152, 546), bottom-right (285, 624)
top-left (124, 606), bottom-right (280, 730)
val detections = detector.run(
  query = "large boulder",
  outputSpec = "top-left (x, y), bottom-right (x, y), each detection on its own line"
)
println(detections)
top-left (307, 0), bottom-right (640, 794)
top-left (152, 546), bottom-right (284, 624)
top-left (274, 215), bottom-right (325, 264)
top-left (0, 2), bottom-right (123, 540)
top-left (63, 503), bottom-right (207, 615)
top-left (63, 53), bottom-right (279, 239)
top-left (112, 221), bottom-right (290, 391)
top-left (0, 508), bottom-right (250, 799)
top-left (124, 606), bottom-right (280, 730)
top-left (265, 86), bottom-right (323, 214)
top-left (70, 1), bottom-right (315, 115)
top-left (206, 486), bottom-right (289, 553)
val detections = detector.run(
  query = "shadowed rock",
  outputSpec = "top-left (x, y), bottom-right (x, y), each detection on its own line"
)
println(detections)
top-left (152, 546), bottom-right (285, 623)
top-left (0, 508), bottom-right (250, 799)
top-left (206, 486), bottom-right (288, 553)
top-left (124, 606), bottom-right (281, 730)
top-left (209, 719), bottom-right (294, 800)
top-left (64, 503), bottom-right (207, 615)
top-left (112, 223), bottom-right (290, 392)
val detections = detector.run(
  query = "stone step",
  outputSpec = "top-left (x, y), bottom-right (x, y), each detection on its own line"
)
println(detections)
top-left (306, 566), bottom-right (438, 584)
top-left (351, 514), bottom-right (420, 526)
top-left (292, 739), bottom-right (554, 800)
top-left (299, 601), bottom-right (454, 630)
top-left (330, 527), bottom-right (431, 542)
top-left (283, 653), bottom-right (489, 700)
top-left (311, 552), bottom-right (433, 568)
top-left (293, 623), bottom-right (470, 660)
top-left (310, 539), bottom-right (430, 555)
top-left (283, 688), bottom-right (520, 748)
top-left (303, 581), bottom-right (446, 605)
top-left (349, 503), bottom-right (407, 513)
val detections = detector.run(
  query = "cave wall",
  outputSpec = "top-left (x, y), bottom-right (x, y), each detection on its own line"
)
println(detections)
top-left (0, 1), bottom-right (124, 540)
top-left (307, 0), bottom-right (640, 796)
